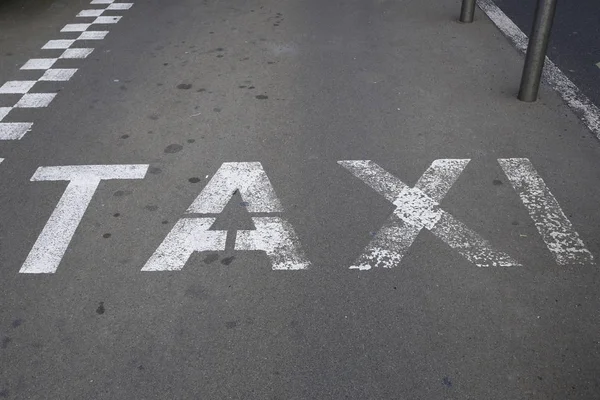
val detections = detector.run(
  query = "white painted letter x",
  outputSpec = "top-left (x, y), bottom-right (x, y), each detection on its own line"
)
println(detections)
top-left (339, 160), bottom-right (520, 269)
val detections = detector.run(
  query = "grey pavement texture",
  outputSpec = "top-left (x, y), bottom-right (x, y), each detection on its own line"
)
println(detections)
top-left (1, 0), bottom-right (600, 398)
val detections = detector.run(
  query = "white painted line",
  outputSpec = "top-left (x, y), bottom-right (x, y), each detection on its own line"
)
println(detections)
top-left (236, 217), bottom-right (310, 270)
top-left (0, 123), bottom-right (33, 140)
top-left (20, 164), bottom-right (149, 274)
top-left (31, 164), bottom-right (148, 181)
top-left (0, 81), bottom-right (37, 94)
top-left (596, 62), bottom-right (600, 69)
top-left (0, 107), bottom-right (11, 122)
top-left (77, 9), bottom-right (105, 17)
top-left (142, 218), bottom-right (227, 271)
top-left (60, 48), bottom-right (94, 59)
top-left (15, 93), bottom-right (57, 108)
top-left (107, 3), bottom-right (133, 10)
top-left (61, 23), bottom-right (92, 32)
top-left (21, 58), bottom-right (57, 70)
top-left (77, 31), bottom-right (109, 40)
top-left (499, 158), bottom-right (594, 265)
top-left (478, 0), bottom-right (600, 139)
top-left (42, 39), bottom-right (76, 50)
top-left (339, 160), bottom-right (520, 268)
top-left (187, 162), bottom-right (283, 213)
top-left (39, 69), bottom-right (78, 82)
top-left (92, 16), bottom-right (122, 24)
top-left (91, 0), bottom-right (115, 4)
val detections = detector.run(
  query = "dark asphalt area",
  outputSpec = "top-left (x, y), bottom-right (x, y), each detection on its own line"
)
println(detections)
top-left (493, 0), bottom-right (600, 106)
top-left (1, 0), bottom-right (600, 398)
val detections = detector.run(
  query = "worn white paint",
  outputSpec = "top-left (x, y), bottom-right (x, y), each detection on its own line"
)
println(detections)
top-left (78, 31), bottom-right (109, 40)
top-left (91, 0), bottom-right (115, 4)
top-left (107, 3), bottom-right (133, 10)
top-left (499, 158), bottom-right (594, 265)
top-left (21, 59), bottom-right (57, 70)
top-left (142, 218), bottom-right (227, 271)
top-left (0, 123), bottom-right (33, 140)
top-left (61, 23), bottom-right (92, 32)
top-left (0, 81), bottom-right (36, 94)
top-left (39, 69), bottom-right (78, 82)
top-left (77, 9), bottom-right (105, 17)
top-left (145, 162), bottom-right (308, 271)
top-left (339, 160), bottom-right (520, 269)
top-left (60, 48), bottom-right (94, 59)
top-left (93, 16), bottom-right (122, 24)
top-left (342, 160), bottom-right (470, 270)
top-left (20, 165), bottom-right (149, 274)
top-left (15, 93), bottom-right (57, 108)
top-left (477, 0), bottom-right (600, 140)
top-left (42, 40), bottom-right (76, 50)
top-left (187, 162), bottom-right (283, 213)
top-left (236, 217), bottom-right (310, 270)
top-left (0, 108), bottom-right (11, 122)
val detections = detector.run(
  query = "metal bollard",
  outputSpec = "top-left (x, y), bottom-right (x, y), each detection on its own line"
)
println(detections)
top-left (460, 0), bottom-right (476, 23)
top-left (518, 0), bottom-right (558, 102)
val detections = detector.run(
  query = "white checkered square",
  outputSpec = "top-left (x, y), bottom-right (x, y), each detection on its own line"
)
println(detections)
top-left (78, 31), bottom-right (109, 40)
top-left (107, 3), bottom-right (132, 10)
top-left (42, 40), bottom-right (76, 50)
top-left (15, 93), bottom-right (57, 108)
top-left (39, 69), bottom-right (78, 82)
top-left (21, 59), bottom-right (57, 70)
top-left (60, 48), bottom-right (94, 59)
top-left (78, 9), bottom-right (105, 17)
top-left (0, 81), bottom-right (36, 94)
top-left (61, 24), bottom-right (92, 32)
top-left (0, 107), bottom-right (12, 121)
top-left (92, 16), bottom-right (121, 24)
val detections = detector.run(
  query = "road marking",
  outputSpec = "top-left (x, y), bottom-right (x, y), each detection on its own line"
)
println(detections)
top-left (78, 31), bottom-right (109, 40)
top-left (0, 108), bottom-right (11, 120)
top-left (61, 24), bottom-right (92, 32)
top-left (14, 93), bottom-right (57, 108)
top-left (339, 160), bottom-right (520, 268)
top-left (144, 162), bottom-right (309, 271)
top-left (107, 3), bottom-right (133, 10)
top-left (142, 218), bottom-right (227, 271)
top-left (477, 0), bottom-right (600, 140)
top-left (0, 123), bottom-right (33, 140)
top-left (21, 59), bottom-right (58, 70)
top-left (0, 81), bottom-right (36, 94)
top-left (60, 48), bottom-right (94, 59)
top-left (92, 16), bottom-right (122, 24)
top-left (235, 217), bottom-right (310, 270)
top-left (187, 162), bottom-right (283, 213)
top-left (0, 1), bottom-right (134, 140)
top-left (499, 158), bottom-right (594, 265)
top-left (77, 9), bottom-right (105, 17)
top-left (39, 69), bottom-right (78, 82)
top-left (20, 165), bottom-right (149, 274)
top-left (42, 39), bottom-right (77, 50)
top-left (340, 159), bottom-right (469, 269)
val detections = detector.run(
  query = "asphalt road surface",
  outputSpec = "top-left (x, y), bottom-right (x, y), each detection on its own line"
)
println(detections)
top-left (1, 0), bottom-right (600, 398)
